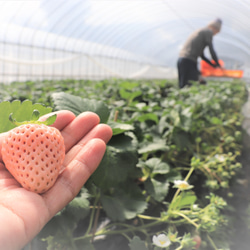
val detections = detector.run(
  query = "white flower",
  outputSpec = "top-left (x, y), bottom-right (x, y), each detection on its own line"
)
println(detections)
top-left (173, 180), bottom-right (193, 190)
top-left (193, 204), bottom-right (199, 210)
top-left (214, 154), bottom-right (225, 162)
top-left (152, 234), bottom-right (171, 248)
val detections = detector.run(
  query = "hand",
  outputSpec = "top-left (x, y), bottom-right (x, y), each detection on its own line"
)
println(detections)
top-left (211, 63), bottom-right (219, 68)
top-left (0, 110), bottom-right (112, 250)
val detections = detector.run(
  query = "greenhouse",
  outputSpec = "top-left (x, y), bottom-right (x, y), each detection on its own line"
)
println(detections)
top-left (0, 0), bottom-right (249, 83)
top-left (1, 1), bottom-right (250, 250)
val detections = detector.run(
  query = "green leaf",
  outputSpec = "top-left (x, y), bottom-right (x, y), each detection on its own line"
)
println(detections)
top-left (129, 236), bottom-right (148, 250)
top-left (119, 81), bottom-right (139, 90)
top-left (145, 158), bottom-right (170, 175)
top-left (9, 110), bottom-right (56, 127)
top-left (62, 189), bottom-right (90, 222)
top-left (74, 239), bottom-right (95, 250)
top-left (31, 109), bottom-right (40, 121)
top-left (170, 192), bottom-right (197, 210)
top-left (0, 100), bottom-right (52, 133)
top-left (171, 129), bottom-right (192, 150)
top-left (145, 177), bottom-right (170, 202)
top-left (138, 139), bottom-right (169, 155)
top-left (164, 169), bottom-right (182, 182)
top-left (119, 89), bottom-right (142, 101)
top-left (108, 121), bottom-right (134, 136)
top-left (101, 184), bottom-right (147, 221)
top-left (137, 113), bottom-right (159, 123)
top-left (210, 116), bottom-right (223, 125)
top-left (43, 114), bottom-right (57, 125)
top-left (39, 189), bottom-right (90, 241)
top-left (51, 92), bottom-right (110, 123)
top-left (89, 133), bottom-right (138, 191)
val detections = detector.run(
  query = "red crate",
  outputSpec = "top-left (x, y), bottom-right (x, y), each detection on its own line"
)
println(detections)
top-left (200, 60), bottom-right (243, 78)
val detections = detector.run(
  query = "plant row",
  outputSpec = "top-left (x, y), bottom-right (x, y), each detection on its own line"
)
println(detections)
top-left (0, 79), bottom-right (247, 250)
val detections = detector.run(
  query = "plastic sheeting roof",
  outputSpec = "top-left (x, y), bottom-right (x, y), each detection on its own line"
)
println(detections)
top-left (0, 0), bottom-right (250, 79)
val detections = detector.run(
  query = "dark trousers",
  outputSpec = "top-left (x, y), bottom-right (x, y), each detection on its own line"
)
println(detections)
top-left (177, 57), bottom-right (199, 88)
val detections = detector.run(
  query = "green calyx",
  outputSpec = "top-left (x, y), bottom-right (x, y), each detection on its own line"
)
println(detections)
top-left (9, 109), bottom-right (57, 126)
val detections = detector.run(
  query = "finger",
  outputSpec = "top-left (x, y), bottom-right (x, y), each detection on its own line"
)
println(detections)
top-left (77, 123), bottom-right (112, 145)
top-left (60, 112), bottom-right (100, 152)
top-left (0, 177), bottom-right (20, 188)
top-left (0, 169), bottom-right (13, 179)
top-left (63, 123), bottom-right (112, 167)
top-left (0, 163), bottom-right (5, 171)
top-left (42, 138), bottom-right (106, 217)
top-left (0, 164), bottom-right (20, 188)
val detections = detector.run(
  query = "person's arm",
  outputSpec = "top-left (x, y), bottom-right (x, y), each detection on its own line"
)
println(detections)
top-left (208, 43), bottom-right (221, 67)
top-left (201, 53), bottom-right (217, 67)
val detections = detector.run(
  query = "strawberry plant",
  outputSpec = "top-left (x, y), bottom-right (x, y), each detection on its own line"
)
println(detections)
top-left (0, 78), bottom-right (247, 249)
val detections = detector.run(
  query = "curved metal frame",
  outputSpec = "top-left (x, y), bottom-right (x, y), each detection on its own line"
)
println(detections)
top-left (0, 0), bottom-right (249, 82)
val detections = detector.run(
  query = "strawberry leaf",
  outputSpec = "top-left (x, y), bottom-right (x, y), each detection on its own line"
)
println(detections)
top-left (108, 121), bottom-right (134, 136)
top-left (0, 100), bottom-right (52, 132)
top-left (43, 114), bottom-right (57, 126)
top-left (31, 109), bottom-right (40, 121)
top-left (129, 236), bottom-right (148, 250)
top-left (51, 92), bottom-right (110, 123)
top-left (100, 183), bottom-right (147, 221)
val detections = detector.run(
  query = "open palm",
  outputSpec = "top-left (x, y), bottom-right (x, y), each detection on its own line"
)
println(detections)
top-left (0, 110), bottom-right (112, 250)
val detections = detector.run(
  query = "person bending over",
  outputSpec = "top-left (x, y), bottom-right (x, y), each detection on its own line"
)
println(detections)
top-left (177, 18), bottom-right (222, 88)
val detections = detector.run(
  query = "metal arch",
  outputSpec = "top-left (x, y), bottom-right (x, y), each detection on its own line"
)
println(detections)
top-left (0, 1), bottom-right (18, 81)
top-left (76, 1), bottom-right (163, 63)
top-left (34, 1), bottom-right (140, 77)
top-left (82, 0), bottom-right (250, 66)
top-left (217, 38), bottom-right (250, 59)
top-left (16, 2), bottom-right (46, 44)
top-left (0, 2), bottom-right (27, 81)
top-left (0, 1), bottom-right (21, 43)
top-left (61, 2), bottom-right (114, 51)
top-left (14, 1), bottom-right (53, 80)
top-left (0, 1), bottom-right (25, 43)
top-left (56, 1), bottom-right (129, 78)
top-left (102, 4), bottom-right (176, 63)
top-left (84, 0), bottom-right (172, 72)
top-left (79, 0), bottom-right (176, 58)
top-left (47, 2), bottom-right (90, 52)
top-left (29, 1), bottom-right (78, 49)
top-left (47, 1), bottom-right (86, 78)
top-left (78, 0), bottom-right (161, 44)
top-left (102, 1), bottom-right (192, 62)
top-left (113, 20), bottom-right (176, 64)
top-left (218, 35), bottom-right (250, 57)
top-left (58, 3), bottom-right (93, 78)
top-left (1, 0), bottom-right (250, 80)
top-left (66, 0), bottom-right (169, 73)
top-left (161, 0), bottom-right (196, 31)
top-left (0, 1), bottom-right (26, 42)
top-left (26, 1), bottom-right (64, 80)
top-left (28, 1), bottom-right (82, 79)
top-left (118, 0), bottom-right (250, 66)
top-left (163, 0), bottom-right (250, 38)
